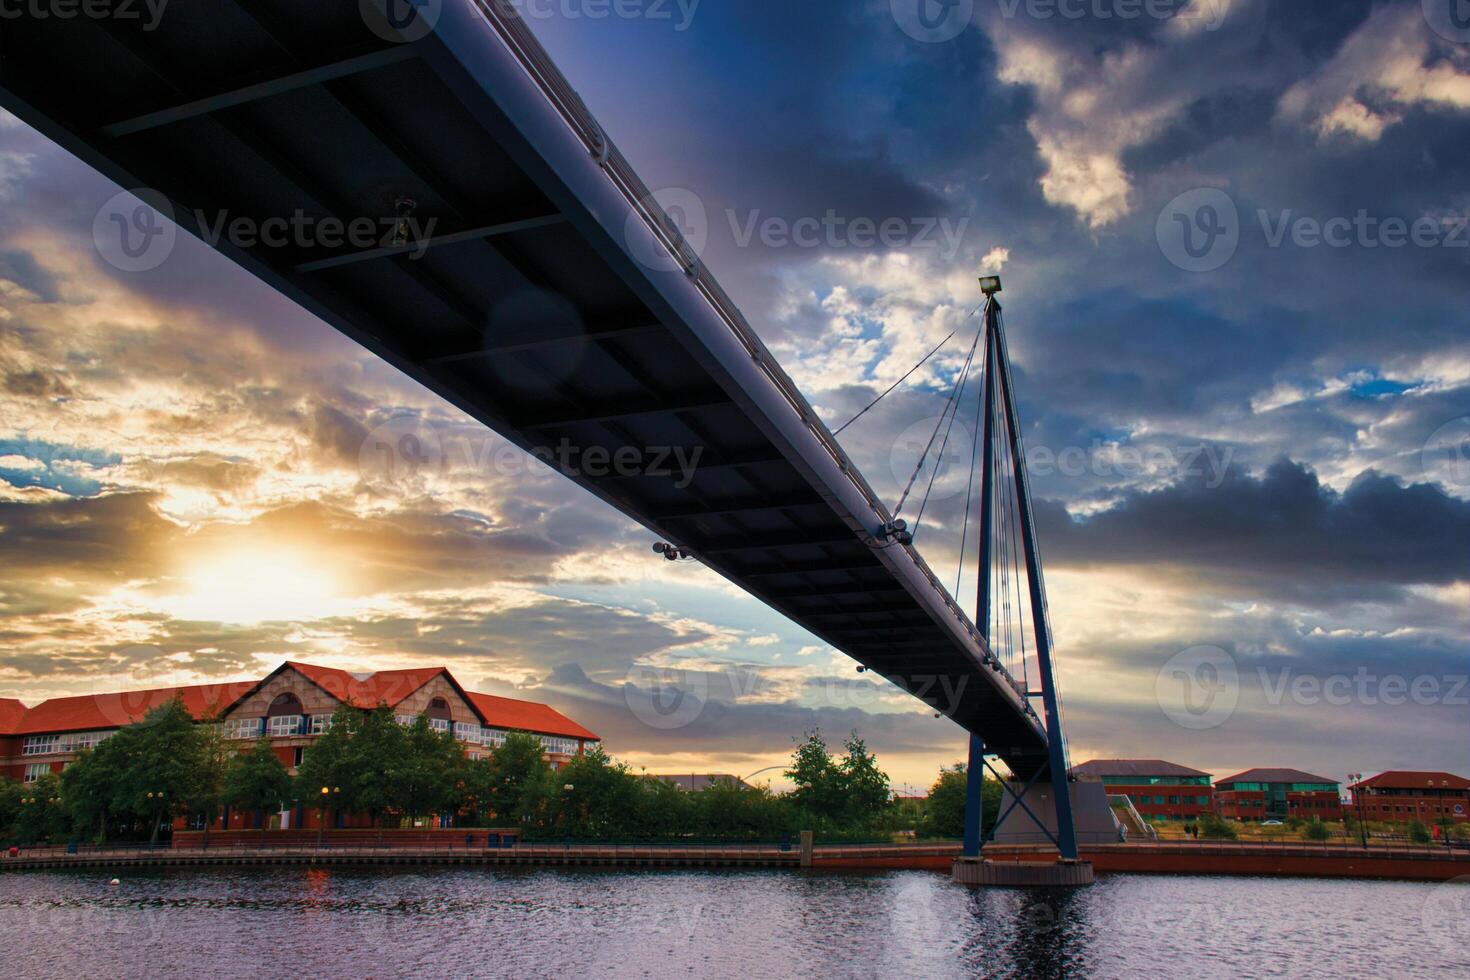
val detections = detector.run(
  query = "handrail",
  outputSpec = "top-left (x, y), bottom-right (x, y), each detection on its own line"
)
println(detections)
top-left (465, 0), bottom-right (1033, 707)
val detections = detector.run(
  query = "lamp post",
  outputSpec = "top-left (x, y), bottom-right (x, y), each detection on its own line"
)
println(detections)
top-left (317, 786), bottom-right (340, 847)
top-left (145, 790), bottom-right (165, 845)
top-left (1349, 773), bottom-right (1368, 849)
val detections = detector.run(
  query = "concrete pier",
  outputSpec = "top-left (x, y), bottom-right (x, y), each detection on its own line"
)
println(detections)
top-left (952, 857), bottom-right (1095, 888)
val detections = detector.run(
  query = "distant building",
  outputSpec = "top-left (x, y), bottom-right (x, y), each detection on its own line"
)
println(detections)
top-left (0, 661), bottom-right (599, 830)
top-left (1070, 759), bottom-right (1213, 821)
top-left (1348, 771), bottom-right (1470, 824)
top-left (1215, 768), bottom-right (1341, 822)
top-left (647, 774), bottom-right (752, 792)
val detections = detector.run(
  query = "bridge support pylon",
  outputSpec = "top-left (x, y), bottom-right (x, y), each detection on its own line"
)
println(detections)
top-left (952, 277), bottom-right (1092, 887)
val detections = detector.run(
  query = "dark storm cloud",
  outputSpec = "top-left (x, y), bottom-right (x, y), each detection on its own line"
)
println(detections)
top-left (0, 491), bottom-right (176, 580)
top-left (1036, 458), bottom-right (1470, 598)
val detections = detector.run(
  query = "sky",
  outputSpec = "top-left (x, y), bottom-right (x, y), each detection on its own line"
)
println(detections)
top-left (0, 0), bottom-right (1467, 794)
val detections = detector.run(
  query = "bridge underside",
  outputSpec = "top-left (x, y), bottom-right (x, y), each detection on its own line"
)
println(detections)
top-left (0, 1), bottom-right (1050, 769)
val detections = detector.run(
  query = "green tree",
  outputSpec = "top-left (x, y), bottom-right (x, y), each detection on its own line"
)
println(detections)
top-left (0, 776), bottom-right (25, 841)
top-left (110, 698), bottom-right (210, 843)
top-left (1303, 818), bottom-right (1331, 841)
top-left (550, 746), bottom-right (642, 839)
top-left (390, 716), bottom-right (465, 822)
top-left (838, 733), bottom-right (892, 825)
top-left (343, 705), bottom-right (406, 827)
top-left (481, 731), bottom-right (552, 824)
top-left (1407, 820), bottom-right (1432, 844)
top-left (786, 729), bottom-right (843, 826)
top-left (921, 764), bottom-right (1001, 838)
top-left (60, 738), bottom-right (126, 842)
top-left (14, 773), bottom-right (67, 844)
top-left (295, 705), bottom-right (355, 817)
top-left (193, 718), bottom-right (233, 845)
top-left (224, 739), bottom-right (293, 836)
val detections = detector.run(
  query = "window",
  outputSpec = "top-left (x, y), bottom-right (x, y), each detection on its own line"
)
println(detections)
top-left (22, 735), bottom-right (61, 756)
top-left (293, 747), bottom-right (305, 767)
top-left (309, 714), bottom-right (333, 735)
top-left (23, 762), bottom-right (50, 783)
top-left (454, 722), bottom-right (481, 744)
top-left (482, 729), bottom-right (508, 748)
top-left (1168, 796), bottom-right (1180, 805)
top-left (1197, 796), bottom-right (1210, 805)
top-left (395, 715), bottom-right (415, 727)
top-left (267, 715), bottom-right (301, 737)
top-left (429, 718), bottom-right (450, 734)
top-left (1154, 795), bottom-right (1165, 805)
top-left (223, 717), bottom-right (263, 739)
top-left (541, 736), bottom-right (580, 756)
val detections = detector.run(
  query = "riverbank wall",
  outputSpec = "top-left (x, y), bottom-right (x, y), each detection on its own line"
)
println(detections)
top-left (4, 840), bottom-right (1467, 882)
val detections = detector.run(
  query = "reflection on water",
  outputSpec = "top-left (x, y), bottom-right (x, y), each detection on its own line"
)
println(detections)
top-left (1, 868), bottom-right (1466, 978)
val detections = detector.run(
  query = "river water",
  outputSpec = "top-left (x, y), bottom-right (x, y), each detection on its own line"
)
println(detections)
top-left (1, 868), bottom-right (1466, 978)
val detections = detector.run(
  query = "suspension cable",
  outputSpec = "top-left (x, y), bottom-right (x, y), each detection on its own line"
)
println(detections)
top-left (893, 317), bottom-right (985, 517)
top-left (953, 332), bottom-right (988, 596)
top-left (833, 326), bottom-right (960, 436)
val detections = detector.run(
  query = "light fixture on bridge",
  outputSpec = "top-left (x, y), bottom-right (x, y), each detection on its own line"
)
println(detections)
top-left (856, 666), bottom-right (867, 673)
top-left (876, 518), bottom-right (912, 546)
top-left (979, 275), bottom-right (1002, 296)
top-left (652, 541), bottom-right (693, 562)
top-left (391, 196), bottom-right (418, 247)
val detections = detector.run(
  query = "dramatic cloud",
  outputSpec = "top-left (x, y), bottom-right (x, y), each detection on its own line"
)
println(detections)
top-left (0, 1), bottom-right (1466, 787)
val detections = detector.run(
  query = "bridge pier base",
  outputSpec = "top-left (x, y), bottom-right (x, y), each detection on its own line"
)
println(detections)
top-left (952, 856), bottom-right (1094, 888)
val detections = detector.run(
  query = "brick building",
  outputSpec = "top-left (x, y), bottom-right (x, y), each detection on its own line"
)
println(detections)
top-left (1, 661), bottom-right (598, 829)
top-left (1347, 771), bottom-right (1470, 824)
top-left (1215, 768), bottom-right (1342, 822)
top-left (1070, 759), bottom-right (1214, 821)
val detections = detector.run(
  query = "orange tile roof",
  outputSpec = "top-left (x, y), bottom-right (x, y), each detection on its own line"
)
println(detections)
top-left (4, 662), bottom-right (598, 744)
top-left (13, 682), bottom-right (256, 734)
top-left (287, 662), bottom-right (446, 709)
top-left (0, 698), bottom-right (26, 735)
top-left (465, 691), bottom-right (599, 742)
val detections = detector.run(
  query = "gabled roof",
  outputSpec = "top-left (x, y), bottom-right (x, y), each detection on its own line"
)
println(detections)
top-left (14, 682), bottom-right (256, 735)
top-left (465, 691), bottom-right (599, 742)
top-left (1218, 768), bottom-right (1339, 788)
top-left (1350, 771), bottom-right (1470, 791)
top-left (0, 698), bottom-right (27, 735)
top-left (284, 662), bottom-right (447, 710)
top-left (1071, 759), bottom-right (1210, 780)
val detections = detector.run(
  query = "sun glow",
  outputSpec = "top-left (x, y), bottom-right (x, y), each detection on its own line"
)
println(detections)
top-left (164, 548), bottom-right (348, 625)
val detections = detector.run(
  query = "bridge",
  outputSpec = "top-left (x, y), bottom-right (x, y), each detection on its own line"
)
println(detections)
top-left (0, 1), bottom-right (1080, 859)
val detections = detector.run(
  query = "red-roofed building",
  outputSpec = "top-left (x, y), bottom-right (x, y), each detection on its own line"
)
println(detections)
top-left (1348, 771), bottom-right (1470, 824)
top-left (1215, 768), bottom-right (1342, 822)
top-left (1070, 759), bottom-right (1214, 822)
top-left (0, 662), bottom-right (599, 830)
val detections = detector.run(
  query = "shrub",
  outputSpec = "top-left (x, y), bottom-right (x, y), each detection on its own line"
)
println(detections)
top-left (1303, 819), bottom-right (1330, 841)
top-left (1407, 821), bottom-right (1432, 845)
top-left (1199, 813), bottom-right (1238, 840)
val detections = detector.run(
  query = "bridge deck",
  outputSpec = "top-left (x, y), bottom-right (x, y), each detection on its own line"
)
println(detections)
top-left (0, 0), bottom-right (1048, 766)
